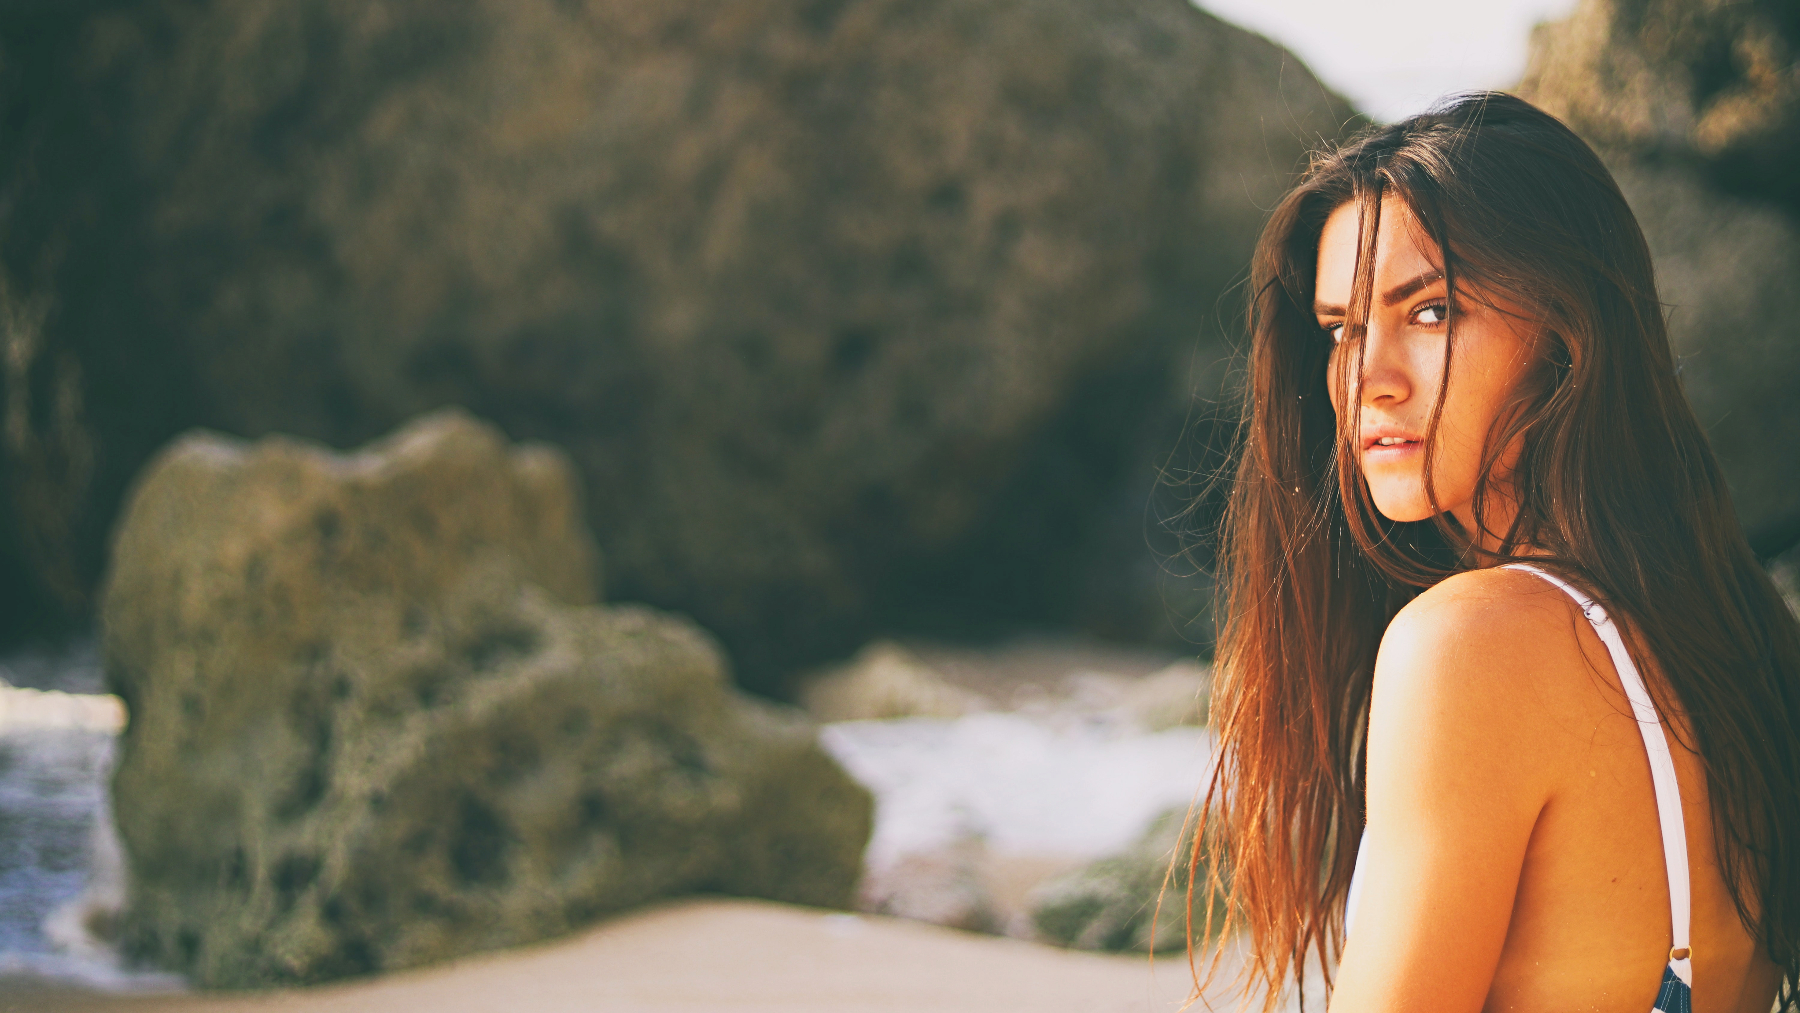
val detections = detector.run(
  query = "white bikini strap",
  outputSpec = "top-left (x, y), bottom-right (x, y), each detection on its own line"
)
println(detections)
top-left (1503, 563), bottom-right (1692, 985)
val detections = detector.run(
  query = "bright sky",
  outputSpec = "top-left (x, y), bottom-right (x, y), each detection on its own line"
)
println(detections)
top-left (1196, 0), bottom-right (1583, 123)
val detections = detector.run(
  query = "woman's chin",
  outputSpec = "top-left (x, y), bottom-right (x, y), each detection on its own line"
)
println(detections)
top-left (1368, 492), bottom-right (1440, 524)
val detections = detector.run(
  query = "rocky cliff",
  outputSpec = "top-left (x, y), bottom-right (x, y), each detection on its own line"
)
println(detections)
top-left (0, 0), bottom-right (1357, 689)
top-left (1521, 0), bottom-right (1800, 555)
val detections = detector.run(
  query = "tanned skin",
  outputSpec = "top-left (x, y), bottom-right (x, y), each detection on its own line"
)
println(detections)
top-left (1313, 199), bottom-right (1782, 1013)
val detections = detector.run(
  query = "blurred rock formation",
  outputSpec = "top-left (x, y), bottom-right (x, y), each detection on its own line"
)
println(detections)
top-left (1027, 806), bottom-right (1223, 953)
top-left (1521, 0), bottom-right (1800, 557)
top-left (858, 833), bottom-right (1004, 935)
top-left (1520, 0), bottom-right (1799, 216)
top-left (100, 410), bottom-right (872, 987)
top-left (800, 641), bottom-right (991, 722)
top-left (0, 0), bottom-right (1358, 690)
top-left (1771, 541), bottom-right (1800, 617)
top-left (1102, 660), bottom-right (1210, 730)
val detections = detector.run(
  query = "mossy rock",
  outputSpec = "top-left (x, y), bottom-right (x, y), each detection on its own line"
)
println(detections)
top-left (1028, 808), bottom-right (1228, 953)
top-left (102, 412), bottom-right (872, 987)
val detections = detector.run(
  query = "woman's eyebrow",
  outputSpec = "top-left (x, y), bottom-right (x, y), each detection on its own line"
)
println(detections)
top-left (1380, 270), bottom-right (1444, 307)
top-left (1312, 271), bottom-right (1445, 318)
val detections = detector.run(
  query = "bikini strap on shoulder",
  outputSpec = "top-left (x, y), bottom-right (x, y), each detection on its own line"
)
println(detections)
top-left (1500, 563), bottom-right (1693, 985)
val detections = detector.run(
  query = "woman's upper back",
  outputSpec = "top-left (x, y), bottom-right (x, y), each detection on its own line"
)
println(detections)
top-left (1329, 565), bottom-right (1780, 1013)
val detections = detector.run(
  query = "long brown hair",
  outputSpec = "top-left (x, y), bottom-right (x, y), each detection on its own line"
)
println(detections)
top-left (1189, 92), bottom-right (1800, 1010)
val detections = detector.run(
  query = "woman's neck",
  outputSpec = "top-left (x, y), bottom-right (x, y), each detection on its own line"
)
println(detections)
top-left (1449, 491), bottom-right (1547, 561)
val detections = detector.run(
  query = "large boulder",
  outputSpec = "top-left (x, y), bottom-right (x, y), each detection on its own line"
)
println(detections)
top-left (101, 411), bottom-right (873, 987)
top-left (0, 0), bottom-right (1355, 687)
top-left (1520, 0), bottom-right (1800, 557)
top-left (1612, 163), bottom-right (1800, 555)
top-left (1519, 0), bottom-right (1799, 213)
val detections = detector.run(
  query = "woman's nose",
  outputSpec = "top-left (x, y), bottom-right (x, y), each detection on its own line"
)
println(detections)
top-left (1357, 322), bottom-right (1412, 407)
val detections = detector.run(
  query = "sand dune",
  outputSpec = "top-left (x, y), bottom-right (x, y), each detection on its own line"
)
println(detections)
top-left (2, 899), bottom-right (1215, 1013)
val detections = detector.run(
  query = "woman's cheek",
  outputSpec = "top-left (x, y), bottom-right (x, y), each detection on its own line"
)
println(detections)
top-left (1326, 347), bottom-right (1351, 420)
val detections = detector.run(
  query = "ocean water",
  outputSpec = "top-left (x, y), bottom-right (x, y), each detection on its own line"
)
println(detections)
top-left (0, 639), bottom-right (180, 989)
top-left (821, 711), bottom-right (1212, 872)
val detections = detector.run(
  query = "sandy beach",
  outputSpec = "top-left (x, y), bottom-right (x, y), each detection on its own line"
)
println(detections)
top-left (1, 899), bottom-right (1214, 1013)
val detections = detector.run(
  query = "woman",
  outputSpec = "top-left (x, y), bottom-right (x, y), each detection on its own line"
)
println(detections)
top-left (1191, 92), bottom-right (1799, 1012)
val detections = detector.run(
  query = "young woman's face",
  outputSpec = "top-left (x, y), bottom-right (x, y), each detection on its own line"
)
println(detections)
top-left (1314, 198), bottom-right (1539, 533)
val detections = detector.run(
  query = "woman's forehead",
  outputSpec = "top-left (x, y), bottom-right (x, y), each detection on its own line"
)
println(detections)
top-left (1315, 197), bottom-right (1443, 307)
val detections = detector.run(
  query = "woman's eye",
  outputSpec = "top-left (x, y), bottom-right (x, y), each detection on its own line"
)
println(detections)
top-left (1323, 323), bottom-right (1345, 344)
top-left (1414, 303), bottom-right (1447, 326)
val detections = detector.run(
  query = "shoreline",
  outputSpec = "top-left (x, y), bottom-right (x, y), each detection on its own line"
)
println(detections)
top-left (0, 898), bottom-right (1211, 1013)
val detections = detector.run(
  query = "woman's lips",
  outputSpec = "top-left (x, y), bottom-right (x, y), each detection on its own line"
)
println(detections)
top-left (1361, 429), bottom-right (1424, 460)
top-left (1364, 439), bottom-right (1421, 461)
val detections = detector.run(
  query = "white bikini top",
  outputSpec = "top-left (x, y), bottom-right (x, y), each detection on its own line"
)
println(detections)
top-left (1343, 563), bottom-right (1694, 1003)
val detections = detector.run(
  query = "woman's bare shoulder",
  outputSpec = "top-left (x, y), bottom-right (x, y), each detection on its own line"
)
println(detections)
top-left (1383, 565), bottom-right (1594, 675)
top-left (1372, 566), bottom-right (1614, 770)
